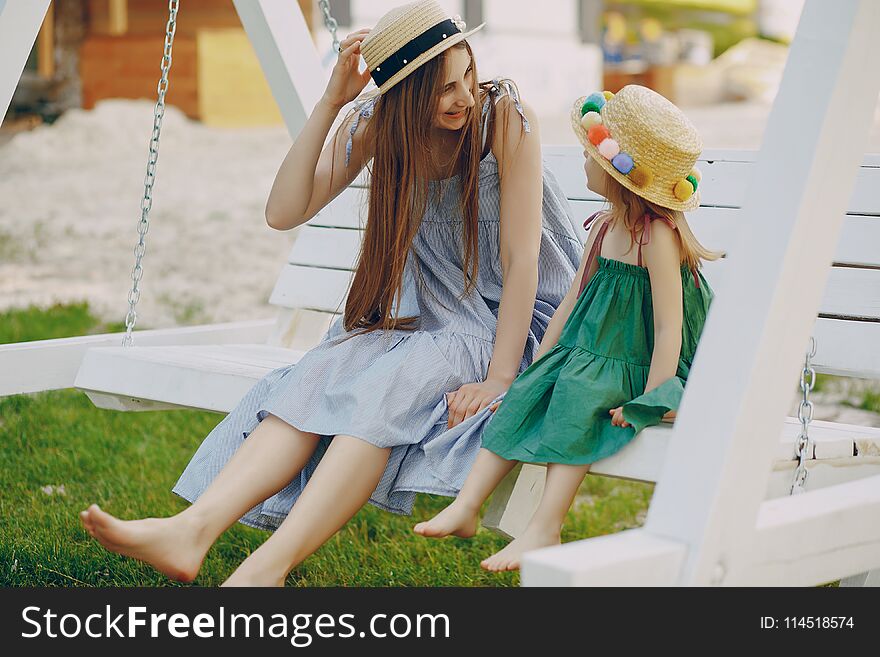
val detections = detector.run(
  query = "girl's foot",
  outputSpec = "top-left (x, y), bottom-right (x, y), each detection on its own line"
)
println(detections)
top-left (79, 503), bottom-right (208, 583)
top-left (413, 501), bottom-right (479, 538)
top-left (480, 526), bottom-right (560, 572)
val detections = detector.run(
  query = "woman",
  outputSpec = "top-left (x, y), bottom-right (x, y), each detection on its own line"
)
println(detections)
top-left (78, 0), bottom-right (583, 586)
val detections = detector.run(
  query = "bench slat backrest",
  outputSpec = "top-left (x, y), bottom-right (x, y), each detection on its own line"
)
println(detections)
top-left (268, 148), bottom-right (880, 378)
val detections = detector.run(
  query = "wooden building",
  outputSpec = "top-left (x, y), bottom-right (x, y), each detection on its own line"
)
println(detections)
top-left (21, 0), bottom-right (314, 126)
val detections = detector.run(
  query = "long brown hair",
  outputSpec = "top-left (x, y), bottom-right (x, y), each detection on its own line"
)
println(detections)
top-left (601, 172), bottom-right (724, 273)
top-left (333, 41), bottom-right (505, 338)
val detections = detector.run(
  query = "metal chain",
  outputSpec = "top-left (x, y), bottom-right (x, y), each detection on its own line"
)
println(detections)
top-left (122, 0), bottom-right (179, 347)
top-left (317, 0), bottom-right (341, 53)
top-left (790, 336), bottom-right (817, 495)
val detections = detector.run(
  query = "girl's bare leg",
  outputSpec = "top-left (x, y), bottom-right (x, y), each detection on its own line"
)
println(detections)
top-left (413, 448), bottom-right (518, 538)
top-left (79, 414), bottom-right (320, 582)
top-left (222, 434), bottom-right (391, 587)
top-left (481, 462), bottom-right (591, 572)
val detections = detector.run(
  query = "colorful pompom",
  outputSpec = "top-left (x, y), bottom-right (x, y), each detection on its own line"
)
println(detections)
top-left (587, 91), bottom-right (607, 106)
top-left (629, 165), bottom-right (653, 188)
top-left (611, 152), bottom-right (634, 174)
top-left (588, 124), bottom-right (610, 145)
top-left (674, 179), bottom-right (695, 201)
top-left (580, 111), bottom-right (603, 129)
top-left (603, 90), bottom-right (615, 101)
top-left (686, 174), bottom-right (699, 191)
top-left (598, 138), bottom-right (620, 160)
top-left (581, 92), bottom-right (606, 115)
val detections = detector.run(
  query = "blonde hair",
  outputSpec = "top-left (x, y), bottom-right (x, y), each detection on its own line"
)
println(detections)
top-left (600, 168), bottom-right (723, 273)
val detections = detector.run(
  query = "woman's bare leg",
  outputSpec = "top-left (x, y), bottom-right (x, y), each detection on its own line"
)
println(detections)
top-left (481, 462), bottom-right (591, 572)
top-left (79, 414), bottom-right (320, 582)
top-left (413, 448), bottom-right (518, 538)
top-left (222, 434), bottom-right (391, 586)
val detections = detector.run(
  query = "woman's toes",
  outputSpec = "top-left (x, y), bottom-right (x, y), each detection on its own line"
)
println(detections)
top-left (89, 504), bottom-right (111, 526)
top-left (85, 504), bottom-right (106, 529)
top-left (81, 511), bottom-right (203, 583)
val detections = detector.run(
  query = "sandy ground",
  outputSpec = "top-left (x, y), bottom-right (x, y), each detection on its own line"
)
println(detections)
top-left (1, 97), bottom-right (878, 427)
top-left (1, 100), bottom-right (294, 328)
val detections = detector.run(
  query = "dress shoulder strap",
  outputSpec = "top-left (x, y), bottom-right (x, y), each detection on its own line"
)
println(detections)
top-left (344, 93), bottom-right (379, 168)
top-left (576, 211), bottom-right (611, 298)
top-left (635, 213), bottom-right (676, 267)
top-left (576, 211), bottom-right (701, 295)
top-left (480, 78), bottom-right (531, 155)
top-left (636, 213), bottom-right (701, 288)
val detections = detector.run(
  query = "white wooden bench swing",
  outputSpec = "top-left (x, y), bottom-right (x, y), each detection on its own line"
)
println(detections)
top-left (1, 0), bottom-right (879, 586)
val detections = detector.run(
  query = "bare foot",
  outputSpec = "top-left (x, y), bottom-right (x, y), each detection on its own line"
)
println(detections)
top-left (221, 562), bottom-right (286, 587)
top-left (79, 509), bottom-right (96, 536)
top-left (413, 501), bottom-right (478, 538)
top-left (80, 504), bottom-right (207, 583)
top-left (480, 527), bottom-right (560, 572)
top-left (221, 572), bottom-right (286, 587)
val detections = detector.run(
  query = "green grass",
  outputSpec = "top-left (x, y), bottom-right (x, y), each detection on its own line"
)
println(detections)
top-left (811, 372), bottom-right (830, 393)
top-left (0, 302), bottom-right (654, 587)
top-left (1, 302), bottom-right (102, 344)
top-left (859, 388), bottom-right (880, 414)
top-left (816, 373), bottom-right (880, 416)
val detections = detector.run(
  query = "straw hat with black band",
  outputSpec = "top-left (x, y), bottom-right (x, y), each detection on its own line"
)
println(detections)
top-left (571, 85), bottom-right (704, 212)
top-left (360, 0), bottom-right (485, 95)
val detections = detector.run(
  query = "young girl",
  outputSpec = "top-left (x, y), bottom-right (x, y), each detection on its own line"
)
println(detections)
top-left (415, 84), bottom-right (721, 572)
top-left (78, 1), bottom-right (583, 586)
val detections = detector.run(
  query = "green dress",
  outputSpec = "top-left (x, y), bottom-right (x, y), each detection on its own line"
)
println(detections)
top-left (480, 210), bottom-right (715, 465)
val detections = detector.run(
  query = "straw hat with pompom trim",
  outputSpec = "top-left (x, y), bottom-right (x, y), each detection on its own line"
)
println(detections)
top-left (571, 85), bottom-right (703, 212)
top-left (360, 0), bottom-right (485, 95)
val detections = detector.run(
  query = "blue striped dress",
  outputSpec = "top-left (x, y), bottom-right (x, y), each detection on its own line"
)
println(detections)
top-left (171, 80), bottom-right (584, 530)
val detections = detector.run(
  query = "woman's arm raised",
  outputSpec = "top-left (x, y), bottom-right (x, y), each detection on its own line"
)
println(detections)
top-left (265, 30), bottom-right (374, 231)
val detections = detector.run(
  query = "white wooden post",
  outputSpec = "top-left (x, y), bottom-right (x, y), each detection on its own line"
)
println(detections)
top-left (522, 0), bottom-right (880, 586)
top-left (231, 0), bottom-right (326, 140)
top-left (0, 0), bottom-right (51, 128)
top-left (482, 464), bottom-right (547, 539)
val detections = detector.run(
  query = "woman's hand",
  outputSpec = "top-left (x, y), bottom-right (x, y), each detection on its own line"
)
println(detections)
top-left (609, 406), bottom-right (631, 428)
top-left (446, 379), bottom-right (510, 429)
top-left (322, 29), bottom-right (373, 111)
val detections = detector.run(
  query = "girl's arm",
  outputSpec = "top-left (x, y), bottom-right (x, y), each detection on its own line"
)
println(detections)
top-left (265, 30), bottom-right (374, 231)
top-left (610, 220), bottom-right (683, 427)
top-left (446, 95), bottom-right (542, 428)
top-left (488, 213), bottom-right (603, 414)
top-left (533, 213), bottom-right (605, 361)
